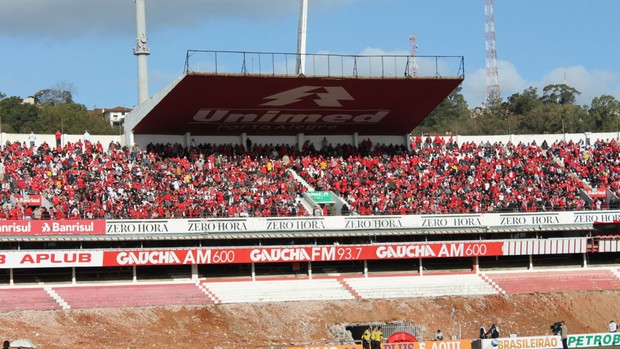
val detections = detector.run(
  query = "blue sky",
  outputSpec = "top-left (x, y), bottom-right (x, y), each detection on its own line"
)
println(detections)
top-left (0, 0), bottom-right (619, 109)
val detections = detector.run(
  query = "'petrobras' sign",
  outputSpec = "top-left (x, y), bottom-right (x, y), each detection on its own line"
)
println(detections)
top-left (568, 333), bottom-right (620, 348)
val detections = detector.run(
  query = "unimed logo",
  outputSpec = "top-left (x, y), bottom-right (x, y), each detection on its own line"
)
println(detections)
top-left (260, 86), bottom-right (354, 107)
top-left (191, 85), bottom-right (391, 128)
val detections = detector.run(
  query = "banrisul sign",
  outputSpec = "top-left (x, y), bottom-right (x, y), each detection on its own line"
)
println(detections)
top-left (568, 333), bottom-right (620, 348)
top-left (307, 191), bottom-right (334, 204)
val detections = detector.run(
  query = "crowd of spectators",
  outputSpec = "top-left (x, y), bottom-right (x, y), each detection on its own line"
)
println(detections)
top-left (0, 139), bottom-right (308, 219)
top-left (549, 138), bottom-right (620, 208)
top-left (0, 135), bottom-right (617, 220)
top-left (295, 138), bottom-right (591, 215)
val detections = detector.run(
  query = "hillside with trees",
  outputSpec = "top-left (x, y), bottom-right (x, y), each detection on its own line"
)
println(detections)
top-left (0, 84), bottom-right (119, 135)
top-left (414, 83), bottom-right (620, 136)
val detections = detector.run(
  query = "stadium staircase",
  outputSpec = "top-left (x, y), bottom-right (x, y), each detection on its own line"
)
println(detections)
top-left (286, 169), bottom-right (316, 214)
top-left (0, 269), bottom-right (619, 311)
top-left (52, 282), bottom-right (213, 309)
top-left (199, 278), bottom-right (356, 304)
top-left (0, 287), bottom-right (61, 311)
top-left (478, 273), bottom-right (507, 295)
top-left (483, 268), bottom-right (620, 294)
top-left (342, 273), bottom-right (498, 299)
top-left (337, 278), bottom-right (362, 299)
top-left (45, 286), bottom-right (69, 310)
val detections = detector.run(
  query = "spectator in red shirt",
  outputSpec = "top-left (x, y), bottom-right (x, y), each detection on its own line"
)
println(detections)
top-left (55, 130), bottom-right (62, 149)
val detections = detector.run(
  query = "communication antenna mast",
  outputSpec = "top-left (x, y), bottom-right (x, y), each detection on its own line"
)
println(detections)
top-left (484, 0), bottom-right (500, 102)
top-left (296, 0), bottom-right (308, 75)
top-left (134, 0), bottom-right (150, 105)
top-left (409, 35), bottom-right (418, 76)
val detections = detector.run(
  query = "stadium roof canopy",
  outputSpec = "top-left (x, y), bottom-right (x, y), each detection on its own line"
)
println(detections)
top-left (125, 51), bottom-right (464, 138)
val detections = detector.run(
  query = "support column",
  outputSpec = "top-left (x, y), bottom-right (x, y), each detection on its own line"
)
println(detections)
top-left (419, 258), bottom-right (423, 275)
top-left (191, 264), bottom-right (198, 280)
top-left (184, 132), bottom-right (191, 148)
top-left (133, 265), bottom-right (137, 283)
top-left (405, 133), bottom-right (412, 152)
top-left (308, 261), bottom-right (312, 280)
top-left (297, 133), bottom-right (305, 152)
top-left (296, 0), bottom-right (308, 75)
top-left (72, 267), bottom-right (76, 284)
top-left (134, 0), bottom-right (150, 105)
top-left (582, 253), bottom-right (588, 268)
top-left (363, 260), bottom-right (368, 278)
top-left (251, 263), bottom-right (256, 282)
top-left (473, 256), bottom-right (479, 273)
top-left (353, 132), bottom-right (360, 148)
top-left (528, 255), bottom-right (533, 270)
top-left (9, 268), bottom-right (13, 286)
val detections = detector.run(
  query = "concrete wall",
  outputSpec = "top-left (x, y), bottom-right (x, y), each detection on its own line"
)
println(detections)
top-left (2, 131), bottom-right (619, 150)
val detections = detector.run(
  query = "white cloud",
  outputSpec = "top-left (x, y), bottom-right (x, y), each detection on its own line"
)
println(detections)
top-left (461, 62), bottom-right (620, 108)
top-left (460, 67), bottom-right (486, 108)
top-left (462, 60), bottom-right (528, 108)
top-left (536, 66), bottom-right (619, 105)
top-left (498, 61), bottom-right (529, 99)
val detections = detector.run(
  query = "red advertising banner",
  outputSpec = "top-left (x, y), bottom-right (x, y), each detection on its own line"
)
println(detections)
top-left (102, 242), bottom-right (504, 267)
top-left (0, 220), bottom-right (106, 235)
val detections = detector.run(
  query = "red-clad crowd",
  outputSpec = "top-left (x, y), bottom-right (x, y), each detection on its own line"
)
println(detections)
top-left (0, 136), bottom-right (617, 220)
top-left (549, 138), bottom-right (620, 206)
top-left (0, 140), bottom-right (308, 219)
top-left (295, 139), bottom-right (594, 215)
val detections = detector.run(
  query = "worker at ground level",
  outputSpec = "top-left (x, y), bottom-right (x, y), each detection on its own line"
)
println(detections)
top-left (361, 326), bottom-right (371, 349)
top-left (371, 326), bottom-right (383, 349)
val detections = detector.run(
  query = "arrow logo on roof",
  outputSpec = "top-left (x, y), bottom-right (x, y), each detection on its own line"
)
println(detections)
top-left (260, 86), bottom-right (354, 107)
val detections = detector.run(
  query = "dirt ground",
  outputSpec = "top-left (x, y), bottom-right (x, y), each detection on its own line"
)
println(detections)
top-left (0, 291), bottom-right (618, 349)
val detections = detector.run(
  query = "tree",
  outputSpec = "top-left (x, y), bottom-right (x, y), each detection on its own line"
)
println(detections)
top-left (415, 86), bottom-right (471, 134)
top-left (589, 95), bottom-right (620, 131)
top-left (485, 90), bottom-right (503, 111)
top-left (0, 96), bottom-right (39, 132)
top-left (37, 103), bottom-right (118, 135)
top-left (516, 101), bottom-right (588, 134)
top-left (0, 91), bottom-right (6, 100)
top-left (505, 87), bottom-right (541, 115)
top-left (38, 103), bottom-right (84, 134)
top-left (541, 84), bottom-right (580, 105)
top-left (34, 89), bottom-right (73, 105)
top-left (34, 81), bottom-right (76, 105)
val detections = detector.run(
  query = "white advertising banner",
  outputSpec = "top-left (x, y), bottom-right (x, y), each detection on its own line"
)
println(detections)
top-left (105, 210), bottom-right (620, 236)
top-left (0, 250), bottom-right (104, 268)
top-left (481, 333), bottom-right (620, 349)
top-left (481, 336), bottom-right (562, 349)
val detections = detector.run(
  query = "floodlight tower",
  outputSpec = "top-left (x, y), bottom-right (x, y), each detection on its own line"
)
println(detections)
top-left (134, 0), bottom-right (150, 105)
top-left (296, 0), bottom-right (308, 75)
top-left (484, 0), bottom-right (500, 102)
top-left (409, 35), bottom-right (418, 76)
